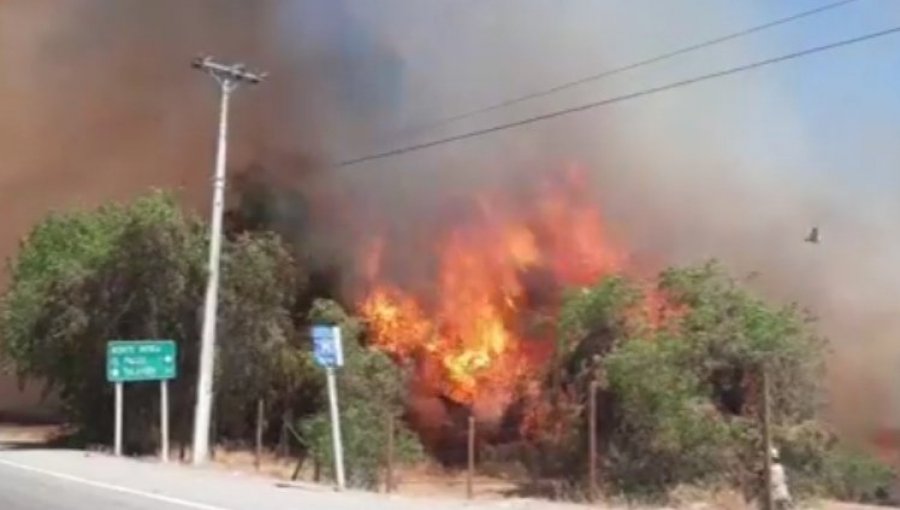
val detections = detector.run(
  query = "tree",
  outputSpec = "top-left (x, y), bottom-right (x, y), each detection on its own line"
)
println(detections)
top-left (513, 276), bottom-right (643, 496)
top-left (1, 194), bottom-right (206, 447)
top-left (0, 192), bottom-right (314, 451)
top-left (214, 232), bottom-right (319, 440)
top-left (550, 261), bottom-right (851, 499)
top-left (300, 299), bottom-right (423, 488)
top-left (656, 261), bottom-right (823, 422)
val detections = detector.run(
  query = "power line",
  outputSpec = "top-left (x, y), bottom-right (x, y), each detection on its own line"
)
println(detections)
top-left (401, 0), bottom-right (861, 135)
top-left (338, 24), bottom-right (900, 167)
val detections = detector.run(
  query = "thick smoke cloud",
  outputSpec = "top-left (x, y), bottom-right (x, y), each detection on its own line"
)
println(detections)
top-left (0, 0), bottom-right (394, 268)
top-left (2, 1), bottom-right (899, 437)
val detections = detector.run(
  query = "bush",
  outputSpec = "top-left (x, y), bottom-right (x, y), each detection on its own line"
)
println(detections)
top-left (822, 447), bottom-right (894, 504)
top-left (778, 422), bottom-right (895, 504)
top-left (550, 261), bottom-right (826, 499)
top-left (606, 334), bottom-right (745, 493)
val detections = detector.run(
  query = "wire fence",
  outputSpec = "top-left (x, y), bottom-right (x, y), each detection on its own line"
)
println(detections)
top-left (221, 368), bottom-right (774, 506)
top-left (248, 397), bottom-right (604, 502)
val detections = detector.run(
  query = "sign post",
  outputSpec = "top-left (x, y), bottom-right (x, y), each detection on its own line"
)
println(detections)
top-left (312, 325), bottom-right (345, 490)
top-left (114, 382), bottom-right (123, 457)
top-left (107, 340), bottom-right (177, 461)
top-left (161, 380), bottom-right (170, 463)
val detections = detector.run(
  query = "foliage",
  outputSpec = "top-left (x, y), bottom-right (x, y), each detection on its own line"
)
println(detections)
top-left (0, 192), bottom-right (312, 450)
top-left (299, 299), bottom-right (423, 488)
top-left (509, 277), bottom-right (642, 495)
top-left (605, 332), bottom-right (749, 494)
top-left (1, 194), bottom-right (204, 446)
top-left (548, 261), bottom-right (829, 498)
top-left (658, 261), bottom-right (824, 421)
top-left (214, 232), bottom-right (319, 438)
top-left (777, 422), bottom-right (895, 504)
top-left (820, 447), bottom-right (895, 504)
top-left (554, 276), bottom-right (643, 392)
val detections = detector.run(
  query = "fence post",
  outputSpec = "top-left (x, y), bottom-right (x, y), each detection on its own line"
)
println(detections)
top-left (588, 380), bottom-right (598, 502)
top-left (761, 363), bottom-right (774, 510)
top-left (255, 398), bottom-right (265, 471)
top-left (467, 415), bottom-right (475, 500)
top-left (179, 408), bottom-right (188, 461)
top-left (278, 410), bottom-right (291, 457)
top-left (385, 413), bottom-right (395, 493)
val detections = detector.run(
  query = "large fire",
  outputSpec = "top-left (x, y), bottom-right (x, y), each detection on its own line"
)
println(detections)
top-left (358, 165), bottom-right (626, 406)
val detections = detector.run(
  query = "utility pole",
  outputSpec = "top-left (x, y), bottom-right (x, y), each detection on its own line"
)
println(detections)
top-left (190, 56), bottom-right (266, 465)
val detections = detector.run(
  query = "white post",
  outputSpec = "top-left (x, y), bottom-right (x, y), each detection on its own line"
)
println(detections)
top-left (161, 380), bottom-right (170, 463)
top-left (192, 81), bottom-right (232, 465)
top-left (114, 382), bottom-right (123, 457)
top-left (326, 367), bottom-right (346, 490)
top-left (190, 57), bottom-right (265, 466)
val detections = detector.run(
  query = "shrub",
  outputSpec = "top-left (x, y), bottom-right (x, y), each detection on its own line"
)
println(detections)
top-left (299, 299), bottom-right (423, 488)
top-left (551, 261), bottom-right (825, 499)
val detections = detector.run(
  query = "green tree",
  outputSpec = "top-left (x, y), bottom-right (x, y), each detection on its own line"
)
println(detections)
top-left (657, 261), bottom-right (823, 422)
top-left (0, 192), bottom-right (314, 451)
top-left (552, 261), bottom-right (838, 498)
top-left (515, 276), bottom-right (643, 495)
top-left (214, 232), bottom-right (319, 440)
top-left (300, 299), bottom-right (423, 488)
top-left (1, 194), bottom-right (206, 447)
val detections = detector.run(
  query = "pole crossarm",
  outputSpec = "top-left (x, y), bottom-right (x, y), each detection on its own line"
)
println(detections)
top-left (191, 56), bottom-right (267, 88)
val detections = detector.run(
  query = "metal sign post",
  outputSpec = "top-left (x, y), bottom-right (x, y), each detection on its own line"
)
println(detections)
top-left (114, 382), bottom-right (123, 457)
top-left (312, 325), bottom-right (345, 490)
top-left (107, 340), bottom-right (178, 461)
top-left (161, 380), bottom-right (170, 463)
top-left (325, 366), bottom-right (345, 489)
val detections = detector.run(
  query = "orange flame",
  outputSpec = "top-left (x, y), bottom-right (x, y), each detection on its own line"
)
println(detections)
top-left (358, 165), bottom-right (625, 404)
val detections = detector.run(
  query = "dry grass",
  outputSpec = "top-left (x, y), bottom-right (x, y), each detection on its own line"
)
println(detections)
top-left (663, 485), bottom-right (751, 510)
top-left (0, 423), bottom-right (66, 445)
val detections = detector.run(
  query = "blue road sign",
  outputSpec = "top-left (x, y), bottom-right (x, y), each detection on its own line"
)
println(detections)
top-left (312, 325), bottom-right (344, 368)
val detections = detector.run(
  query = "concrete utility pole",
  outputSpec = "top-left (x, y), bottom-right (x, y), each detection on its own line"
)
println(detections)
top-left (190, 56), bottom-right (266, 465)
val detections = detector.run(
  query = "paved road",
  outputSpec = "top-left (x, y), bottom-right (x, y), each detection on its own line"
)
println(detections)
top-left (0, 446), bottom-right (574, 510)
top-left (1, 446), bottom-right (888, 510)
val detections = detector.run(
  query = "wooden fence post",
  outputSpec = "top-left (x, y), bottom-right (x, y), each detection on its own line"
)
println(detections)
top-left (385, 413), bottom-right (395, 493)
top-left (467, 415), bottom-right (475, 500)
top-left (588, 380), bottom-right (599, 502)
top-left (255, 398), bottom-right (265, 471)
top-left (761, 363), bottom-right (774, 510)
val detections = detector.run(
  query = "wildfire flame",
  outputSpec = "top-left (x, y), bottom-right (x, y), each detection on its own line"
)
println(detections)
top-left (358, 165), bottom-right (624, 404)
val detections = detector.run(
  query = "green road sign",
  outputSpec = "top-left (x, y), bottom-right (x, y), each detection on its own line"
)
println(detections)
top-left (107, 340), bottom-right (177, 383)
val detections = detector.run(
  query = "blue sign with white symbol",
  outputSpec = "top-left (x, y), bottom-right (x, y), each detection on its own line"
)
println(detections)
top-left (312, 325), bottom-right (344, 368)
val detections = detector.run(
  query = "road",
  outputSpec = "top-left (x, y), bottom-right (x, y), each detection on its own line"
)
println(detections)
top-left (0, 447), bottom-right (476, 510)
top-left (0, 445), bottom-right (892, 510)
top-left (0, 446), bottom-right (577, 510)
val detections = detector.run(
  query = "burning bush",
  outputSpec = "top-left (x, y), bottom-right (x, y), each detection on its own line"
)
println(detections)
top-left (356, 165), bottom-right (624, 430)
